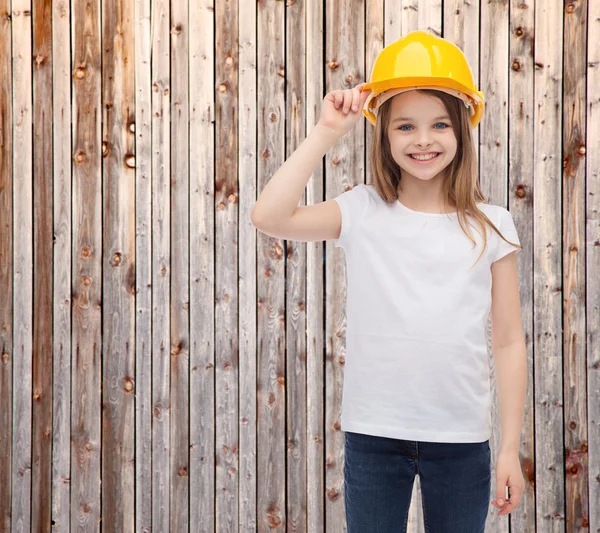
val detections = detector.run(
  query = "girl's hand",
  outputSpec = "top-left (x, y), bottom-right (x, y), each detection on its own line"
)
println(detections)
top-left (317, 82), bottom-right (372, 138)
top-left (491, 451), bottom-right (525, 516)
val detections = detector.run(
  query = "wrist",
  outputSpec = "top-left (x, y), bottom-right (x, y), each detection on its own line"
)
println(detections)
top-left (314, 122), bottom-right (344, 142)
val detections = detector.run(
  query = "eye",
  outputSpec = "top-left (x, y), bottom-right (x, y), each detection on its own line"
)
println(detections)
top-left (396, 122), bottom-right (450, 131)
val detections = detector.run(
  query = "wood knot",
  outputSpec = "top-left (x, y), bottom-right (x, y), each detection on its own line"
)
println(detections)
top-left (112, 252), bottom-right (122, 266)
top-left (516, 184), bottom-right (527, 198)
top-left (124, 377), bottom-right (134, 392)
top-left (265, 507), bottom-right (282, 528)
top-left (102, 141), bottom-right (109, 157)
top-left (327, 60), bottom-right (340, 70)
top-left (512, 60), bottom-right (521, 71)
top-left (218, 83), bottom-right (227, 93)
top-left (125, 154), bottom-right (135, 168)
top-left (327, 488), bottom-right (340, 501)
top-left (515, 27), bottom-right (524, 37)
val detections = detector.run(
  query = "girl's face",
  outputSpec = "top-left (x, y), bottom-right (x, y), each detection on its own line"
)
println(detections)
top-left (386, 91), bottom-right (458, 182)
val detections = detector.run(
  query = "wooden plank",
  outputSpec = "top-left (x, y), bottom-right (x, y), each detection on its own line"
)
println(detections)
top-left (133, 0), bottom-right (153, 531)
top-left (169, 0), bottom-right (190, 529)
top-left (479, 1), bottom-right (511, 531)
top-left (101, 0), bottom-right (136, 529)
top-left (11, 0), bottom-right (34, 529)
top-left (51, 0), bottom-right (73, 529)
top-left (31, 0), bottom-right (54, 530)
top-left (150, 0), bottom-right (171, 529)
top-left (306, 1), bottom-right (326, 531)
top-left (256, 0), bottom-right (285, 530)
top-left (325, 2), bottom-right (366, 531)
top-left (534, 1), bottom-right (566, 531)
top-left (0, 0), bottom-right (13, 528)
top-left (285, 0), bottom-right (308, 532)
top-left (507, 1), bottom-right (536, 532)
top-left (238, 2), bottom-right (257, 533)
top-left (585, 1), bottom-right (600, 529)
top-left (71, 0), bottom-right (102, 528)
top-left (562, 0), bottom-right (590, 531)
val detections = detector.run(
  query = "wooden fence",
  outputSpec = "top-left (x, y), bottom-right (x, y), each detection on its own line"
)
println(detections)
top-left (0, 0), bottom-right (598, 531)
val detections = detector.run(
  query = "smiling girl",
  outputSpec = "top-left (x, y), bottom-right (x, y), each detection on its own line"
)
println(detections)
top-left (251, 30), bottom-right (527, 533)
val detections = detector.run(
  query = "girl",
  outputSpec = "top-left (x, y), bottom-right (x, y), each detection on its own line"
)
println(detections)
top-left (251, 30), bottom-right (527, 533)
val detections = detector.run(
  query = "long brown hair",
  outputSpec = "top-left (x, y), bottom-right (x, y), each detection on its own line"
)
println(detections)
top-left (368, 88), bottom-right (521, 267)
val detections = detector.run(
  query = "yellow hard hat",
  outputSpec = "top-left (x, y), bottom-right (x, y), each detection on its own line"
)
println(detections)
top-left (363, 30), bottom-right (485, 128)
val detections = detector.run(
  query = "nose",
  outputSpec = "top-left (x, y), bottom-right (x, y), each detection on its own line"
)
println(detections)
top-left (415, 129), bottom-right (433, 148)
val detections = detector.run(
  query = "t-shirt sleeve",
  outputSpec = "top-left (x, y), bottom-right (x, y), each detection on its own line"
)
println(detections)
top-left (332, 183), bottom-right (370, 249)
top-left (491, 208), bottom-right (521, 263)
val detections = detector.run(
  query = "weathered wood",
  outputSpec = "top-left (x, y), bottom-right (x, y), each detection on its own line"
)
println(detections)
top-left (507, 1), bottom-right (536, 532)
top-left (31, 0), bottom-right (54, 530)
top-left (256, 0), bottom-right (285, 530)
top-left (586, 3), bottom-right (600, 532)
top-left (237, 0), bottom-right (256, 530)
top-left (285, 0), bottom-right (308, 532)
top-left (562, 1), bottom-right (589, 532)
top-left (0, 0), bottom-right (13, 528)
top-left (480, 1), bottom-right (511, 532)
top-left (101, 0), bottom-right (136, 529)
top-left (534, 2), bottom-right (566, 532)
top-left (325, 2), bottom-right (366, 532)
top-left (306, 1), bottom-right (327, 532)
top-left (170, 0), bottom-right (190, 530)
top-left (150, 0), bottom-right (171, 530)
top-left (71, 0), bottom-right (103, 529)
top-left (1, 1), bottom-right (600, 531)
top-left (189, 0), bottom-right (217, 530)
top-left (51, 0), bottom-right (73, 530)
top-left (133, 0), bottom-right (153, 531)
top-left (11, 0), bottom-right (34, 530)
top-left (215, 0), bottom-right (240, 531)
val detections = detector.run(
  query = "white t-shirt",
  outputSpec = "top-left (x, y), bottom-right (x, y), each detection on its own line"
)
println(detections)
top-left (333, 183), bottom-right (521, 443)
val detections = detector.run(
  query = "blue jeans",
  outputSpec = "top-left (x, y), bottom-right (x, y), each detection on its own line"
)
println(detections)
top-left (344, 431), bottom-right (491, 533)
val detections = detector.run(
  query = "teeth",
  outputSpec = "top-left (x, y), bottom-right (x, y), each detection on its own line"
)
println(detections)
top-left (410, 153), bottom-right (439, 161)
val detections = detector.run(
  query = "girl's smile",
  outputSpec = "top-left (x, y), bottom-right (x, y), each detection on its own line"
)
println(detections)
top-left (407, 152), bottom-right (442, 164)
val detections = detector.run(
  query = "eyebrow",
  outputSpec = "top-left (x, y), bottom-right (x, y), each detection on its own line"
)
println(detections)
top-left (391, 115), bottom-right (451, 123)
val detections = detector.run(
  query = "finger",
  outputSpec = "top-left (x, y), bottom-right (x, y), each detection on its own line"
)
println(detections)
top-left (498, 499), bottom-right (517, 515)
top-left (342, 90), bottom-right (353, 114)
top-left (350, 87), bottom-right (359, 112)
top-left (334, 91), bottom-right (344, 109)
